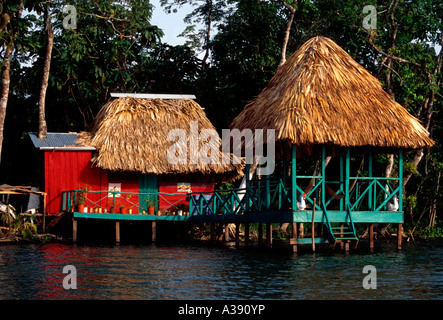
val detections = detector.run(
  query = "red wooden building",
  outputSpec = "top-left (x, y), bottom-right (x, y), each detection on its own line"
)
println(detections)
top-left (29, 94), bottom-right (241, 215)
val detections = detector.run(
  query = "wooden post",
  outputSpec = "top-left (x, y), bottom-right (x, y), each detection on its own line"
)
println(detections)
top-left (151, 221), bottom-right (156, 243)
top-left (369, 223), bottom-right (374, 252)
top-left (397, 223), bottom-right (402, 251)
top-left (115, 221), bottom-right (120, 243)
top-left (292, 222), bottom-right (298, 253)
top-left (72, 218), bottom-right (77, 243)
top-left (258, 222), bottom-right (263, 245)
top-left (244, 223), bottom-right (250, 246)
top-left (42, 193), bottom-right (47, 233)
top-left (311, 198), bottom-right (316, 253)
top-left (344, 241), bottom-right (350, 254)
top-left (210, 223), bottom-right (215, 242)
top-left (266, 223), bottom-right (272, 248)
top-left (235, 222), bottom-right (240, 247)
top-left (224, 223), bottom-right (230, 242)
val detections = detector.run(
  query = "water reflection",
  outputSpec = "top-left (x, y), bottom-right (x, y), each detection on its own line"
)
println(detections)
top-left (0, 240), bottom-right (442, 300)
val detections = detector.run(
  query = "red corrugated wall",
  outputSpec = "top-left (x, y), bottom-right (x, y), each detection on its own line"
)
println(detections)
top-left (44, 150), bottom-right (108, 213)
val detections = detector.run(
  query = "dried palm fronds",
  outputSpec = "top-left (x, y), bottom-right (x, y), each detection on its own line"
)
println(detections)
top-left (230, 36), bottom-right (434, 155)
top-left (77, 97), bottom-right (243, 181)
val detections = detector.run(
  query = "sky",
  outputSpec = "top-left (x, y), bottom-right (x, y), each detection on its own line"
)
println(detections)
top-left (150, 0), bottom-right (191, 46)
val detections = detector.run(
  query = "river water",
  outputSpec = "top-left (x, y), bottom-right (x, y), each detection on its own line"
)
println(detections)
top-left (0, 240), bottom-right (442, 300)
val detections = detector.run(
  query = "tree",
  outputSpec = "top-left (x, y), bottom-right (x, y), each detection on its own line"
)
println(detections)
top-left (0, 0), bottom-right (23, 166)
top-left (160, 0), bottom-right (234, 69)
top-left (37, 1), bottom-right (53, 139)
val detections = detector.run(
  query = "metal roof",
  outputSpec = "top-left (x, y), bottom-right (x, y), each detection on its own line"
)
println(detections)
top-left (28, 132), bottom-right (79, 148)
top-left (110, 93), bottom-right (196, 99)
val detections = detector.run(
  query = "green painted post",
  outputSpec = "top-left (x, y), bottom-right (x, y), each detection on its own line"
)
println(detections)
top-left (340, 150), bottom-right (344, 211)
top-left (291, 144), bottom-right (297, 210)
top-left (398, 149), bottom-right (403, 211)
top-left (345, 148), bottom-right (350, 208)
top-left (245, 163), bottom-right (250, 212)
top-left (321, 145), bottom-right (326, 207)
top-left (368, 149), bottom-right (373, 211)
top-left (265, 164), bottom-right (271, 210)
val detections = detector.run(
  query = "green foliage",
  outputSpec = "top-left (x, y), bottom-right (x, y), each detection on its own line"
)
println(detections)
top-left (416, 220), bottom-right (443, 239)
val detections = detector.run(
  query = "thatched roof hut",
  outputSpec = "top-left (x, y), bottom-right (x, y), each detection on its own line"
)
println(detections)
top-left (78, 96), bottom-right (243, 181)
top-left (229, 36), bottom-right (434, 155)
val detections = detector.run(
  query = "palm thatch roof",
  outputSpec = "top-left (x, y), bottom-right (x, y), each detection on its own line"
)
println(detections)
top-left (229, 36), bottom-right (434, 155)
top-left (77, 97), bottom-right (243, 181)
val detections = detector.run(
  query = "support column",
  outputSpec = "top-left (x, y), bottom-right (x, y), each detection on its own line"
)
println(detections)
top-left (368, 150), bottom-right (373, 211)
top-left (397, 223), bottom-right (403, 252)
top-left (210, 223), bottom-right (215, 242)
top-left (116, 221), bottom-right (120, 243)
top-left (244, 223), bottom-right (250, 246)
top-left (369, 223), bottom-right (374, 253)
top-left (291, 144), bottom-right (297, 210)
top-left (345, 148), bottom-right (351, 208)
top-left (235, 222), bottom-right (240, 247)
top-left (266, 223), bottom-right (272, 248)
top-left (398, 149), bottom-right (403, 211)
top-left (258, 222), bottom-right (263, 245)
top-left (291, 222), bottom-right (298, 254)
top-left (72, 219), bottom-right (77, 243)
top-left (151, 221), bottom-right (156, 243)
top-left (224, 223), bottom-right (230, 242)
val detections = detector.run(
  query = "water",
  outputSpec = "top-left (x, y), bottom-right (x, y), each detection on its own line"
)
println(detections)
top-left (0, 240), bottom-right (442, 300)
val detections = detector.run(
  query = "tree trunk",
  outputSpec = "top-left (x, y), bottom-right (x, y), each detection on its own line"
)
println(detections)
top-left (0, 0), bottom-right (23, 166)
top-left (0, 43), bottom-right (14, 166)
top-left (38, 3), bottom-right (54, 139)
top-left (278, 4), bottom-right (295, 68)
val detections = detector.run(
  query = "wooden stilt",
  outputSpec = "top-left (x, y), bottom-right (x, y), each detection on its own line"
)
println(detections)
top-left (235, 223), bottom-right (240, 247)
top-left (151, 221), bottom-right (156, 243)
top-left (42, 193), bottom-right (47, 233)
top-left (292, 222), bottom-right (298, 254)
top-left (369, 223), bottom-right (374, 252)
top-left (312, 199), bottom-right (316, 253)
top-left (299, 223), bottom-right (304, 238)
top-left (115, 221), bottom-right (120, 243)
top-left (210, 223), bottom-right (215, 242)
top-left (266, 223), bottom-right (272, 248)
top-left (397, 223), bottom-right (402, 251)
top-left (344, 241), bottom-right (350, 253)
top-left (72, 219), bottom-right (77, 243)
top-left (258, 222), bottom-right (263, 245)
top-left (245, 223), bottom-right (250, 246)
top-left (224, 223), bottom-right (230, 242)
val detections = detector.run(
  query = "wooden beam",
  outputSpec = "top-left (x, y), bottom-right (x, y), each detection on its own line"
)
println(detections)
top-left (369, 223), bottom-right (374, 252)
top-left (224, 223), bottom-right (230, 242)
top-left (244, 223), bottom-right (250, 246)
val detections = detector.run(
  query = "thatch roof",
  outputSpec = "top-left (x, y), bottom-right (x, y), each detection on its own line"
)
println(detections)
top-left (229, 36), bottom-right (434, 154)
top-left (77, 97), bottom-right (243, 181)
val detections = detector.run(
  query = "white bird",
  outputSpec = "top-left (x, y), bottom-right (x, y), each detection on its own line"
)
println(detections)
top-left (386, 195), bottom-right (399, 211)
top-left (297, 193), bottom-right (306, 211)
